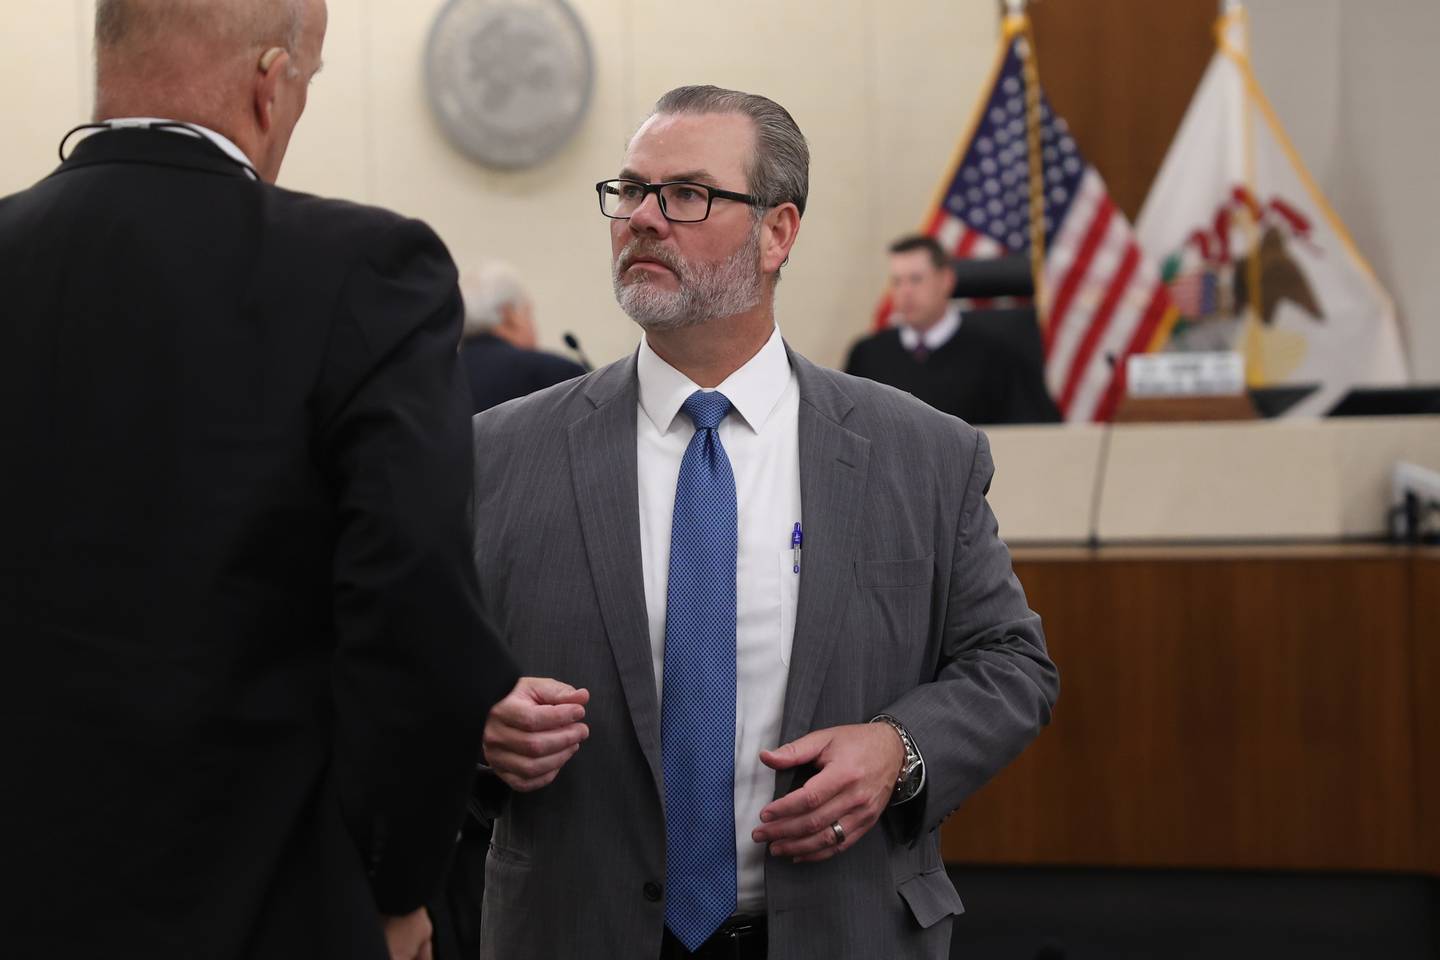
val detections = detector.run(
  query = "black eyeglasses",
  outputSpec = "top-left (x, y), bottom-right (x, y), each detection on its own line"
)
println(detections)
top-left (595, 178), bottom-right (765, 223)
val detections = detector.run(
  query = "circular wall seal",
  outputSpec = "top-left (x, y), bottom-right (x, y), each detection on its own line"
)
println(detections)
top-left (425, 0), bottom-right (595, 170)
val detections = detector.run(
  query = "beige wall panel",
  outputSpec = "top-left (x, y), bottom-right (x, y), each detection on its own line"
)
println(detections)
top-left (1098, 418), bottom-right (1440, 543)
top-left (1247, 0), bottom-right (1342, 195)
top-left (1328, 415), bottom-right (1440, 538)
top-left (280, 0), bottom-right (373, 203)
top-left (1, 1), bottom-right (84, 196)
top-left (984, 416), bottom-right (1440, 545)
top-left (1097, 421), bottom-right (1344, 541)
top-left (1334, 0), bottom-right (1440, 383)
top-left (984, 423), bottom-right (1105, 545)
top-left (75, 0), bottom-right (96, 127)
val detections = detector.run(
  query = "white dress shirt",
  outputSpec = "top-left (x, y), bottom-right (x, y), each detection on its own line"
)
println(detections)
top-left (104, 118), bottom-right (259, 180)
top-left (636, 326), bottom-right (801, 914)
top-left (897, 302), bottom-right (962, 353)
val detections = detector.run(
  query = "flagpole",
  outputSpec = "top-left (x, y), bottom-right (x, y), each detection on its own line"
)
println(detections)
top-left (1005, 0), bottom-right (1051, 330)
top-left (1239, 3), bottom-right (1266, 386)
top-left (1223, 0), bottom-right (1267, 385)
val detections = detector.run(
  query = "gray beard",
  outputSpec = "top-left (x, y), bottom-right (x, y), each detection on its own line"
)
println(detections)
top-left (612, 223), bottom-right (765, 332)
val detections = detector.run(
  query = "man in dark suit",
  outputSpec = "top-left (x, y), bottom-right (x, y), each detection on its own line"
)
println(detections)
top-left (458, 259), bottom-right (585, 413)
top-left (845, 235), bottom-right (1061, 424)
top-left (0, 1), bottom-right (516, 958)
top-left (471, 85), bottom-right (1057, 960)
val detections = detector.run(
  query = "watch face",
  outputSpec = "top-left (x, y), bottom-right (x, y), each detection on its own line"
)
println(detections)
top-left (895, 766), bottom-right (923, 802)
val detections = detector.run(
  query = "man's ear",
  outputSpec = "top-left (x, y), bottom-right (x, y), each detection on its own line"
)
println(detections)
top-left (761, 202), bottom-right (802, 276)
top-left (254, 47), bottom-right (289, 133)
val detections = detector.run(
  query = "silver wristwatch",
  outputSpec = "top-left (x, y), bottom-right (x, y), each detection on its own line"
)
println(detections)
top-left (872, 714), bottom-right (924, 805)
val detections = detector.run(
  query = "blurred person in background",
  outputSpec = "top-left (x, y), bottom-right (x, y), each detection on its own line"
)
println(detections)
top-left (460, 259), bottom-right (585, 413)
top-left (0, 1), bottom-right (517, 957)
top-left (845, 235), bottom-right (1060, 424)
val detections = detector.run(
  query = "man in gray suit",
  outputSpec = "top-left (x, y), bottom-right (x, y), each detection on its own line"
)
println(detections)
top-left (471, 85), bottom-right (1059, 959)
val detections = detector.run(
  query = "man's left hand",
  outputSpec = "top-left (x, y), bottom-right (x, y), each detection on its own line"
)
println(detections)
top-left (381, 907), bottom-right (433, 960)
top-left (751, 723), bottom-right (905, 862)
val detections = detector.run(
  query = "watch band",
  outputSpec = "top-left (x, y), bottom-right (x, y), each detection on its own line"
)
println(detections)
top-left (872, 714), bottom-right (924, 804)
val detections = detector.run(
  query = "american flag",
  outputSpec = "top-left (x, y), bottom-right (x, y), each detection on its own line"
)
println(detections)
top-left (882, 23), bottom-right (1178, 422)
top-left (1166, 268), bottom-right (1220, 318)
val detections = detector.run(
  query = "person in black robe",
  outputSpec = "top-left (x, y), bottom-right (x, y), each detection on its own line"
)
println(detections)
top-left (845, 235), bottom-right (1060, 425)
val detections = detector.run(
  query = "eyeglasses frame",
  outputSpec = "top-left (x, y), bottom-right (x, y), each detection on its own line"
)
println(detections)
top-left (594, 178), bottom-right (768, 223)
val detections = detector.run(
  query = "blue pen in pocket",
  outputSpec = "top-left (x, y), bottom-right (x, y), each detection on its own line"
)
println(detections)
top-left (790, 522), bottom-right (803, 574)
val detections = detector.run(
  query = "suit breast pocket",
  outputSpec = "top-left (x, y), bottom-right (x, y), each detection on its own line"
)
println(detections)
top-left (854, 555), bottom-right (935, 669)
top-left (855, 556), bottom-right (934, 590)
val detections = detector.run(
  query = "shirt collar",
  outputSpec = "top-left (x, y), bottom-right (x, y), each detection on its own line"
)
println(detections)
top-left (898, 302), bottom-right (962, 352)
top-left (104, 118), bottom-right (259, 180)
top-left (637, 326), bottom-right (792, 436)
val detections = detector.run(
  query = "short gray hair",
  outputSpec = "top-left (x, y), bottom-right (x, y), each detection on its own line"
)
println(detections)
top-left (651, 85), bottom-right (810, 219)
top-left (96, 0), bottom-right (304, 57)
top-left (459, 260), bottom-right (528, 338)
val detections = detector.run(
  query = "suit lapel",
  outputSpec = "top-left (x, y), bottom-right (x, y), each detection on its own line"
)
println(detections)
top-left (778, 354), bottom-right (871, 754)
top-left (566, 355), bottom-right (664, 795)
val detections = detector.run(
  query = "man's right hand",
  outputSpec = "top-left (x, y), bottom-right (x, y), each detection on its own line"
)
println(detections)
top-left (482, 677), bottom-right (590, 792)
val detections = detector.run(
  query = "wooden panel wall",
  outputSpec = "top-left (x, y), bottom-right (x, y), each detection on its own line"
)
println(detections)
top-left (941, 547), bottom-right (1434, 874)
top-left (1413, 553), bottom-right (1440, 874)
top-left (1027, 0), bottom-right (1216, 220)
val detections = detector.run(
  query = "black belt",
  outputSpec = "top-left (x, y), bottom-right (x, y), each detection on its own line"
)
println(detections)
top-left (661, 916), bottom-right (768, 960)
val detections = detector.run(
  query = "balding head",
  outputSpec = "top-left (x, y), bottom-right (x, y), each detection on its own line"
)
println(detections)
top-left (94, 0), bottom-right (327, 183)
top-left (96, 0), bottom-right (304, 59)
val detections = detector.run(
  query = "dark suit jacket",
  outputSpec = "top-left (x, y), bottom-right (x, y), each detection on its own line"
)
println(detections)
top-left (0, 129), bottom-right (517, 959)
top-left (845, 319), bottom-right (1061, 424)
top-left (470, 347), bottom-right (1058, 959)
top-left (461, 333), bottom-right (585, 413)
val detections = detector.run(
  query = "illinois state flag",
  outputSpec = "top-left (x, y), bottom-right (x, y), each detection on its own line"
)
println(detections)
top-left (1136, 5), bottom-right (1409, 415)
top-left (881, 12), bottom-right (1179, 422)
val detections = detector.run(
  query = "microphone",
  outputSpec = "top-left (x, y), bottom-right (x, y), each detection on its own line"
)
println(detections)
top-left (563, 332), bottom-right (594, 373)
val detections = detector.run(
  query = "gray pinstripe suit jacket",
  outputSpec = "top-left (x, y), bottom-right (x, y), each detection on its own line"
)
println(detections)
top-left (471, 345), bottom-right (1058, 959)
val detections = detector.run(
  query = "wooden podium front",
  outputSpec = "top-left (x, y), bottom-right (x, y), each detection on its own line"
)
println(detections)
top-left (940, 545), bottom-right (1440, 876)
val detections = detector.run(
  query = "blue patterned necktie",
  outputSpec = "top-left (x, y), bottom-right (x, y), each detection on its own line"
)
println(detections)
top-left (661, 389), bottom-right (738, 951)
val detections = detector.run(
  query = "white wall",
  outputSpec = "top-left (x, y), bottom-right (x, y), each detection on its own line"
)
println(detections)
top-left (1247, 0), bottom-right (1343, 192)
top-left (0, 0), bottom-right (998, 370)
top-left (1249, 0), bottom-right (1440, 381)
top-left (1333, 0), bottom-right (1440, 382)
top-left (3, 1), bottom-right (1437, 379)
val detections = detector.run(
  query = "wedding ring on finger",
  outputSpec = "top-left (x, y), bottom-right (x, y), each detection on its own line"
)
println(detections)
top-left (830, 821), bottom-right (846, 846)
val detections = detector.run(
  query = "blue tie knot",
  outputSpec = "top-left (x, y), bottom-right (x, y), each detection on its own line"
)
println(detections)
top-left (682, 390), bottom-right (732, 431)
